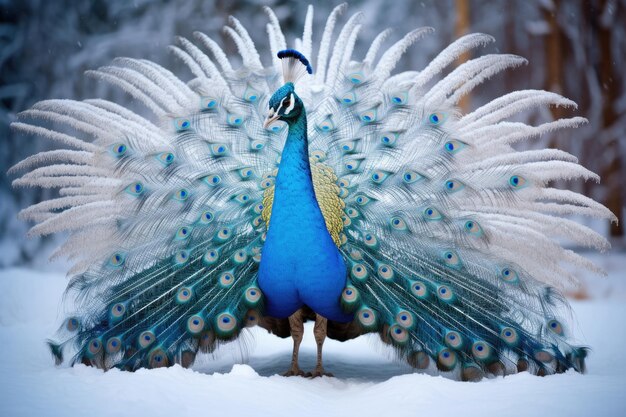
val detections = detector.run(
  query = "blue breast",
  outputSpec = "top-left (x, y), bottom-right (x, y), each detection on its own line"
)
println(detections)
top-left (258, 115), bottom-right (352, 322)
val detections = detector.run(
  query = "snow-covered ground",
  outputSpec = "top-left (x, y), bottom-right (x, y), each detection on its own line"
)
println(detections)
top-left (0, 254), bottom-right (625, 417)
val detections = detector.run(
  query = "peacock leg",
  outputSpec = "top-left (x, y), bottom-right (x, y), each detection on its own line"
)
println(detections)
top-left (310, 314), bottom-right (333, 377)
top-left (283, 309), bottom-right (306, 377)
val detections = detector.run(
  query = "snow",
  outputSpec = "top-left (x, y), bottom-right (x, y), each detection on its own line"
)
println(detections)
top-left (1, 263), bottom-right (625, 417)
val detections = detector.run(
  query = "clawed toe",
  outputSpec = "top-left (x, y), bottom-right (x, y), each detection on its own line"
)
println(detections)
top-left (308, 368), bottom-right (333, 378)
top-left (282, 368), bottom-right (306, 377)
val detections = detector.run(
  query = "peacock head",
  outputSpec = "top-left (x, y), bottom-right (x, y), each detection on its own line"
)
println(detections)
top-left (264, 49), bottom-right (312, 128)
top-left (264, 83), bottom-right (303, 127)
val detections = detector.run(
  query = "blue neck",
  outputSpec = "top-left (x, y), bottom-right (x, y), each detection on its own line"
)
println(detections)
top-left (258, 109), bottom-right (351, 322)
top-left (269, 112), bottom-right (325, 229)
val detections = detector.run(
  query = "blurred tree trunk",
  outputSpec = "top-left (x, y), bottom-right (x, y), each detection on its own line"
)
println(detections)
top-left (595, 0), bottom-right (623, 236)
top-left (542, 0), bottom-right (565, 122)
top-left (454, 0), bottom-right (470, 113)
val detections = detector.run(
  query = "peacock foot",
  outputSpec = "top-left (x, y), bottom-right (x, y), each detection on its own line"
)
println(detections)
top-left (282, 367), bottom-right (307, 377)
top-left (307, 367), bottom-right (334, 378)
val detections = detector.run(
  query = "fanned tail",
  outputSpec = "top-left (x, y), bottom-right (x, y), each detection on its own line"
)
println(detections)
top-left (298, 15), bottom-right (613, 379)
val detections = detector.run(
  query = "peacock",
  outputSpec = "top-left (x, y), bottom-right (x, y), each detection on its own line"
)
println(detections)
top-left (10, 4), bottom-right (616, 381)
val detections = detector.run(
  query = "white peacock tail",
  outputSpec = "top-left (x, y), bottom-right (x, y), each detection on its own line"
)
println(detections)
top-left (10, 3), bottom-right (614, 377)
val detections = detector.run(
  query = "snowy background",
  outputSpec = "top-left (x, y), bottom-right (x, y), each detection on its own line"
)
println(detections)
top-left (1, 0), bottom-right (625, 416)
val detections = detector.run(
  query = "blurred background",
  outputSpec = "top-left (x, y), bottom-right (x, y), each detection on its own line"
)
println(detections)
top-left (0, 0), bottom-right (624, 296)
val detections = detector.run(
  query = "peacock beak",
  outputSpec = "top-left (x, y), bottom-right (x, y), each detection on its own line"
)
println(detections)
top-left (263, 108), bottom-right (280, 129)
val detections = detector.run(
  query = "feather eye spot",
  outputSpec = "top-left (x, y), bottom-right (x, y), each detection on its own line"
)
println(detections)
top-left (203, 174), bottom-right (222, 187)
top-left (396, 311), bottom-right (414, 328)
top-left (66, 317), bottom-right (80, 332)
top-left (472, 341), bottom-right (492, 361)
top-left (203, 248), bottom-right (219, 265)
top-left (174, 118), bottom-right (191, 131)
top-left (156, 152), bottom-right (175, 166)
top-left (244, 286), bottom-right (262, 306)
top-left (391, 91), bottom-right (408, 105)
top-left (534, 350), bottom-right (554, 363)
top-left (423, 207), bottom-right (443, 221)
top-left (442, 251), bottom-right (461, 267)
top-left (364, 233), bottom-right (378, 248)
top-left (174, 250), bottom-right (190, 265)
top-left (234, 193), bottom-right (251, 205)
top-left (500, 327), bottom-right (519, 345)
top-left (176, 286), bottom-right (193, 303)
top-left (87, 338), bottom-right (103, 356)
top-left (445, 331), bottom-right (463, 349)
top-left (243, 85), bottom-right (260, 102)
top-left (233, 249), bottom-right (248, 264)
top-left (342, 286), bottom-right (358, 302)
top-left (199, 210), bottom-right (214, 225)
top-left (464, 220), bottom-right (483, 236)
top-left (210, 144), bottom-right (228, 156)
top-left (126, 181), bottom-right (144, 196)
top-left (437, 285), bottom-right (455, 302)
top-left (360, 108), bottom-right (377, 123)
top-left (110, 302), bottom-right (126, 320)
top-left (227, 114), bottom-right (244, 127)
top-left (547, 319), bottom-right (564, 336)
top-left (219, 271), bottom-right (235, 288)
top-left (111, 143), bottom-right (127, 157)
top-left (390, 216), bottom-right (407, 231)
top-left (138, 331), bottom-right (155, 349)
top-left (317, 117), bottom-right (335, 132)
top-left (340, 91), bottom-right (357, 105)
top-left (109, 252), bottom-right (126, 267)
top-left (216, 227), bottom-right (231, 241)
top-left (357, 307), bottom-right (377, 328)
top-left (186, 315), bottom-right (205, 335)
top-left (371, 170), bottom-right (390, 184)
top-left (347, 72), bottom-right (365, 84)
top-left (351, 263), bottom-right (369, 281)
top-left (245, 310), bottom-right (260, 327)
top-left (437, 348), bottom-right (458, 370)
top-left (509, 175), bottom-right (527, 189)
top-left (444, 140), bottom-right (466, 154)
top-left (200, 96), bottom-right (218, 110)
top-left (106, 337), bottom-right (122, 354)
top-left (171, 188), bottom-right (189, 201)
top-left (215, 312), bottom-right (237, 335)
top-left (175, 226), bottom-right (192, 240)
top-left (428, 112), bottom-right (446, 125)
top-left (380, 133), bottom-right (398, 146)
top-left (444, 179), bottom-right (465, 193)
top-left (355, 195), bottom-right (371, 206)
top-left (260, 178), bottom-right (274, 189)
top-left (403, 170), bottom-right (423, 184)
top-left (265, 120), bottom-right (284, 133)
top-left (239, 168), bottom-right (254, 179)
top-left (411, 281), bottom-right (429, 298)
top-left (148, 348), bottom-right (169, 368)
top-left (346, 207), bottom-right (359, 218)
top-left (311, 150), bottom-right (327, 161)
top-left (500, 267), bottom-right (519, 284)
top-left (389, 324), bottom-right (409, 345)
top-left (377, 264), bottom-right (394, 280)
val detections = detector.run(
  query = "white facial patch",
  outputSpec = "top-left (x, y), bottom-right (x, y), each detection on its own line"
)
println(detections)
top-left (283, 93), bottom-right (295, 115)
